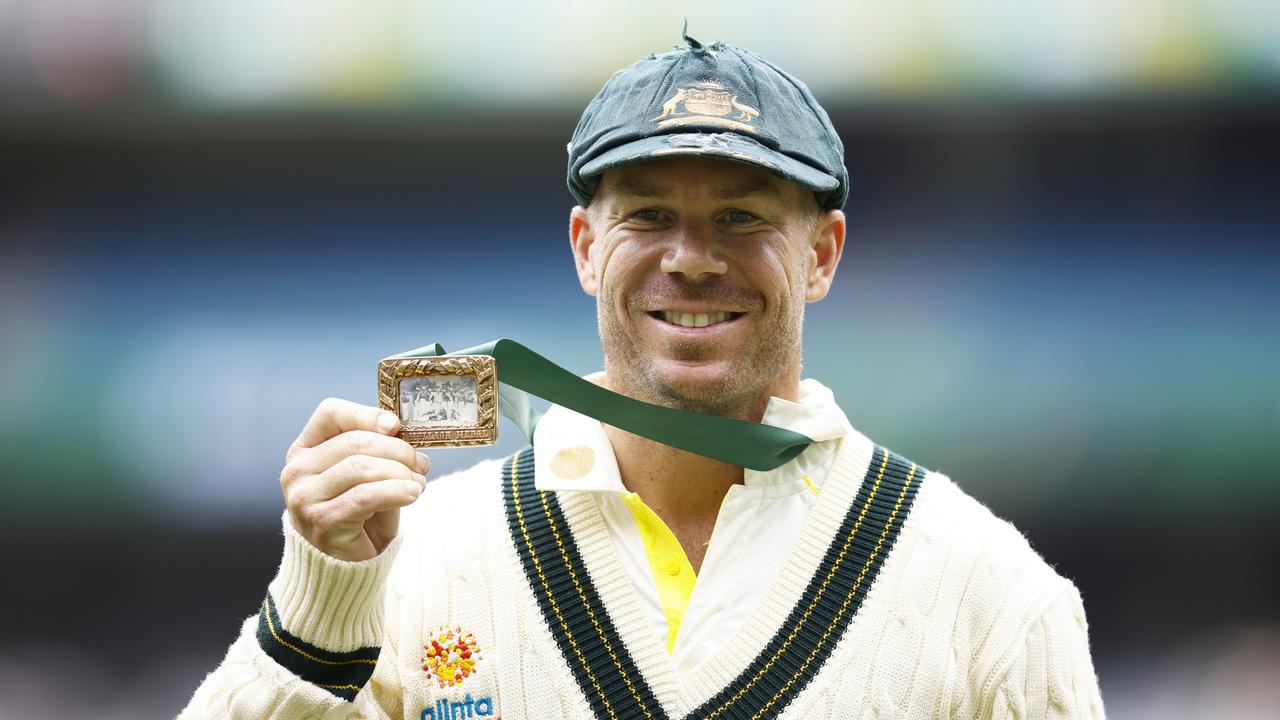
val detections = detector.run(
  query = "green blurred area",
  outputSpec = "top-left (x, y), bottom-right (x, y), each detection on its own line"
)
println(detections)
top-left (3, 0), bottom-right (1280, 111)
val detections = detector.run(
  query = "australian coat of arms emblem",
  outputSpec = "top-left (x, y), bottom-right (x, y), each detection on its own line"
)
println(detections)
top-left (422, 626), bottom-right (483, 688)
top-left (652, 80), bottom-right (760, 133)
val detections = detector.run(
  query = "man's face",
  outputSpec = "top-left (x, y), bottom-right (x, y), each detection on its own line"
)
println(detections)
top-left (570, 156), bottom-right (844, 420)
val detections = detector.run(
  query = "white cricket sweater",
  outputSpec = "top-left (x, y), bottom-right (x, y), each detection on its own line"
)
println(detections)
top-left (181, 429), bottom-right (1104, 719)
top-left (530, 378), bottom-right (858, 674)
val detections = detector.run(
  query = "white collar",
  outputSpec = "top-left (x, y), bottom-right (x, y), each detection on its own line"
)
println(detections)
top-left (532, 377), bottom-right (853, 494)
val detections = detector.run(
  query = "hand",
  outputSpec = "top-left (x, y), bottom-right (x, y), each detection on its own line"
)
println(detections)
top-left (280, 398), bottom-right (429, 562)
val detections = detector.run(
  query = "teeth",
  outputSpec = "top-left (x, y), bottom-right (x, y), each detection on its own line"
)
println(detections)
top-left (661, 311), bottom-right (730, 328)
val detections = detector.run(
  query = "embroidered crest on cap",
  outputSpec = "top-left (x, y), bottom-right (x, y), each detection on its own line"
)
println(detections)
top-left (422, 627), bottom-right (483, 688)
top-left (652, 80), bottom-right (759, 133)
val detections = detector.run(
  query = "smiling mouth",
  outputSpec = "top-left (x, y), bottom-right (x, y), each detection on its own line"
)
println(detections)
top-left (648, 310), bottom-right (744, 328)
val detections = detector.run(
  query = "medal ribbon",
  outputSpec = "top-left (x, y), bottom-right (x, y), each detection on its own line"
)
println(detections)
top-left (390, 339), bottom-right (814, 471)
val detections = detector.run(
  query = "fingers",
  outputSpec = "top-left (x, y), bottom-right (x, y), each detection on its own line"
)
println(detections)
top-left (299, 454), bottom-right (424, 506)
top-left (316, 478), bottom-right (424, 525)
top-left (292, 478), bottom-right (423, 557)
top-left (289, 398), bottom-right (399, 461)
top-left (284, 430), bottom-right (427, 484)
top-left (281, 429), bottom-right (431, 524)
top-left (281, 397), bottom-right (434, 561)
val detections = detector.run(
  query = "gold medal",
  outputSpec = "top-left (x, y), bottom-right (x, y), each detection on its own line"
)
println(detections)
top-left (377, 355), bottom-right (498, 448)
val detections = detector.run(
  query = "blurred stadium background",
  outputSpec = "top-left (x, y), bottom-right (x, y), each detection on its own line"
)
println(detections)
top-left (1, 1), bottom-right (1278, 718)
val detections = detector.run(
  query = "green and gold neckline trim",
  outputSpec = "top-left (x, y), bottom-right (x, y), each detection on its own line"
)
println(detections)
top-left (503, 445), bottom-right (923, 720)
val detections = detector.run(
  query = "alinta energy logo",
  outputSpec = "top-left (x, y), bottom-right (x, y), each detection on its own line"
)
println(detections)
top-left (421, 693), bottom-right (495, 719)
top-left (422, 626), bottom-right (483, 688)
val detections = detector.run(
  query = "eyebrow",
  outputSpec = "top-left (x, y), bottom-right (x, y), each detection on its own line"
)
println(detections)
top-left (610, 177), bottom-right (669, 198)
top-left (715, 178), bottom-right (785, 202)
top-left (609, 176), bottom-right (786, 202)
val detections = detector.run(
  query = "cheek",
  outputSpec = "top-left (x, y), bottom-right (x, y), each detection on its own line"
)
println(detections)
top-left (741, 243), bottom-right (801, 299)
top-left (596, 240), bottom-right (657, 296)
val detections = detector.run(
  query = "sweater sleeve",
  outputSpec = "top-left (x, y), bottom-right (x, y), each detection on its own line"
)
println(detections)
top-left (178, 514), bottom-right (405, 719)
top-left (988, 584), bottom-right (1105, 720)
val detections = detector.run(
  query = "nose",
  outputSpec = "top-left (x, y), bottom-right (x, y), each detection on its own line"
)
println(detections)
top-left (660, 224), bottom-right (727, 280)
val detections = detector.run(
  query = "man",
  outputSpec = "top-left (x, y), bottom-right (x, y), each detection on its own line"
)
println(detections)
top-left (409, 385), bottom-right (426, 424)
top-left (183, 36), bottom-right (1104, 719)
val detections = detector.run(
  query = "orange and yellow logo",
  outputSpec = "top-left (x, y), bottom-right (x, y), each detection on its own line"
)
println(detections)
top-left (422, 627), bottom-right (483, 688)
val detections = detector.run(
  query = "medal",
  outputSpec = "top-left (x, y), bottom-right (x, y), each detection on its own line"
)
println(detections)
top-left (379, 339), bottom-right (813, 469)
top-left (377, 355), bottom-right (498, 448)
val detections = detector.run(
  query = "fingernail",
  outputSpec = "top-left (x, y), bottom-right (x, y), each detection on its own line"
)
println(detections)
top-left (411, 472), bottom-right (426, 487)
top-left (377, 413), bottom-right (397, 432)
top-left (416, 452), bottom-right (431, 473)
top-left (405, 480), bottom-right (423, 495)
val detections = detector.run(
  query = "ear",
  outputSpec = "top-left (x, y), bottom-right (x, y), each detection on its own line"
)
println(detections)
top-left (569, 206), bottom-right (598, 296)
top-left (805, 209), bottom-right (845, 302)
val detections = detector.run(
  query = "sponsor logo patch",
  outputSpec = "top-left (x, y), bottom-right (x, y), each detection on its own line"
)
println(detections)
top-left (421, 694), bottom-right (495, 719)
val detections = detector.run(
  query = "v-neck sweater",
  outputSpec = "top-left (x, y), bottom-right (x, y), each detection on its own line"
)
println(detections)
top-left (182, 431), bottom-right (1104, 719)
top-left (530, 378), bottom-right (854, 674)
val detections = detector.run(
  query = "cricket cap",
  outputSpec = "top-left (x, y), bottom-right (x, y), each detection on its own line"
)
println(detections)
top-left (567, 31), bottom-right (849, 212)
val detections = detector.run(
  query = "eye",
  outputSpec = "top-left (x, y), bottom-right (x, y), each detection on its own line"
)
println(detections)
top-left (631, 208), bottom-right (666, 223)
top-left (723, 209), bottom-right (757, 224)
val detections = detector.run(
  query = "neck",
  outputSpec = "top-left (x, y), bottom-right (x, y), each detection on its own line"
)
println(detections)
top-left (604, 424), bottom-right (740, 572)
top-left (600, 372), bottom-right (801, 571)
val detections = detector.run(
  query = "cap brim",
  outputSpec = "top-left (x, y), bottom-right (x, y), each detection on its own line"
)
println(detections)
top-left (579, 132), bottom-right (839, 194)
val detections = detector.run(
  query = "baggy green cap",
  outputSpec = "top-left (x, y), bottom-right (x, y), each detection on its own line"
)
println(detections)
top-left (567, 31), bottom-right (849, 211)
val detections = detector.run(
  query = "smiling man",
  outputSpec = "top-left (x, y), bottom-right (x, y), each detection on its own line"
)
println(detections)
top-left (576, 159), bottom-right (837, 421)
top-left (183, 36), bottom-right (1104, 720)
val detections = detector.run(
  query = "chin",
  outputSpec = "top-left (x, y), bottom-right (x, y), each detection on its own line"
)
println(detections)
top-left (645, 363), bottom-right (760, 418)
top-left (601, 328), bottom-right (782, 419)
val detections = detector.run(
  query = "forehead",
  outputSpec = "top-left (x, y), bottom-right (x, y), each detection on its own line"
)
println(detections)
top-left (594, 156), bottom-right (810, 208)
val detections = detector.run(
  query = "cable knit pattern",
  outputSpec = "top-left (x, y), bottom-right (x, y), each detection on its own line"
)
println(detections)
top-left (268, 512), bottom-right (404, 652)
top-left (180, 513), bottom-right (406, 719)
top-left (989, 587), bottom-right (1104, 720)
top-left (181, 448), bottom-right (1103, 719)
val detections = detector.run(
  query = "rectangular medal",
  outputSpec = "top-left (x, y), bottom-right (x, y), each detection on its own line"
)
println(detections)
top-left (377, 355), bottom-right (498, 448)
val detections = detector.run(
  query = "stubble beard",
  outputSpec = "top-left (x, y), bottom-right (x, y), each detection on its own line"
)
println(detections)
top-left (598, 279), bottom-right (805, 422)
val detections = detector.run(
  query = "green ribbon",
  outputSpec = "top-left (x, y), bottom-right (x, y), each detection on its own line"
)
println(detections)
top-left (391, 339), bottom-right (814, 471)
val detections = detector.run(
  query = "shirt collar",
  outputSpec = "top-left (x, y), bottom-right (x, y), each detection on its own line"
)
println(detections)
top-left (533, 376), bottom-right (853, 493)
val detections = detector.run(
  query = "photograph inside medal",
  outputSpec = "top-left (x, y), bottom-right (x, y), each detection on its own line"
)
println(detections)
top-left (399, 375), bottom-right (479, 428)
top-left (1, 2), bottom-right (1279, 719)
